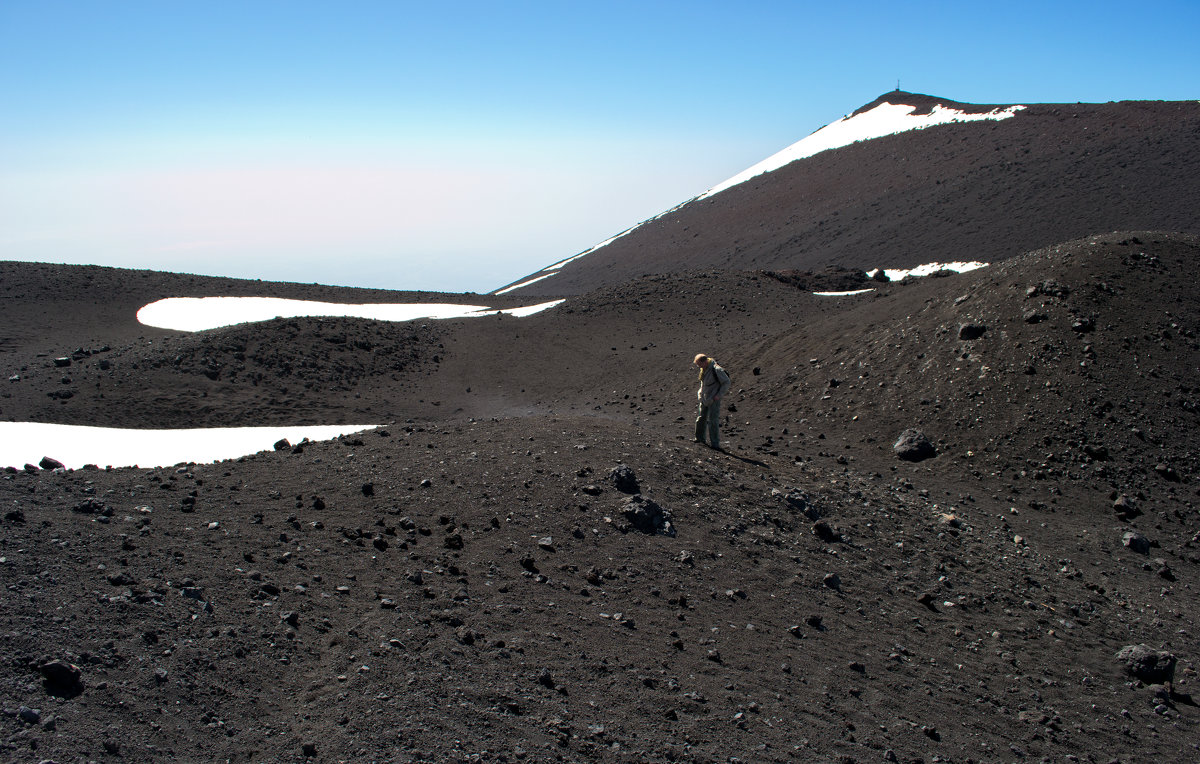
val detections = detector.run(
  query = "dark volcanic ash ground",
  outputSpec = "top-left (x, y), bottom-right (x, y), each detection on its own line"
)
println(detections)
top-left (1, 230), bottom-right (1199, 763)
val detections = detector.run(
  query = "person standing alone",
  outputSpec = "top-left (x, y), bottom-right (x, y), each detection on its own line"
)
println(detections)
top-left (693, 353), bottom-right (731, 450)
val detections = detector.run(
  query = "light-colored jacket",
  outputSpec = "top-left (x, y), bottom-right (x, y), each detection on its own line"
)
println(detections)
top-left (698, 362), bottom-right (731, 404)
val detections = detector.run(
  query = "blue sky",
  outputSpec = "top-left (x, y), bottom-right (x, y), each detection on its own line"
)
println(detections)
top-left (2, 1), bottom-right (1197, 294)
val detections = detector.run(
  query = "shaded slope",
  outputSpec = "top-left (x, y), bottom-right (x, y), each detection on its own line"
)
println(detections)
top-left (2, 315), bottom-right (446, 427)
top-left (728, 231), bottom-right (1200, 499)
top-left (500, 94), bottom-right (1200, 296)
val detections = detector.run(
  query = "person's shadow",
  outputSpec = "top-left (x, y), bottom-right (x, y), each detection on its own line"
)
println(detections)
top-left (677, 436), bottom-right (769, 467)
top-left (718, 449), bottom-right (768, 468)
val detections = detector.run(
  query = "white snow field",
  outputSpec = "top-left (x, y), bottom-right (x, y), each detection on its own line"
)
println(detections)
top-left (699, 102), bottom-right (1025, 200)
top-left (494, 99), bottom-right (1023, 294)
top-left (0, 422), bottom-right (377, 470)
top-left (137, 296), bottom-right (564, 332)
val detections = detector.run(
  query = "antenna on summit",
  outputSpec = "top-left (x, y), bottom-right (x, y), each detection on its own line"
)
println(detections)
top-left (896, 79), bottom-right (901, 91)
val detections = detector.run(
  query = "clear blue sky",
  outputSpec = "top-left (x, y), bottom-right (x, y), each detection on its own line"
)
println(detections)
top-left (2, 1), bottom-right (1196, 293)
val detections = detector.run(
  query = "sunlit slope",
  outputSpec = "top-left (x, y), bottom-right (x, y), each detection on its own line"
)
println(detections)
top-left (496, 92), bottom-right (1200, 296)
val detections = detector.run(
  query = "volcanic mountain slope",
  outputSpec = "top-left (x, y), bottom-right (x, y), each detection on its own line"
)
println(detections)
top-left (1, 231), bottom-right (1198, 762)
top-left (497, 92), bottom-right (1200, 297)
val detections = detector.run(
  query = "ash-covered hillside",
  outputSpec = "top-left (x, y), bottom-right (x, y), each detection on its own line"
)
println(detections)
top-left (1, 229), bottom-right (1198, 763)
top-left (498, 92), bottom-right (1200, 296)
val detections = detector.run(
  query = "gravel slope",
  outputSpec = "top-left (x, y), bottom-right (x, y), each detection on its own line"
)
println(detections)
top-left (1, 230), bottom-right (1198, 762)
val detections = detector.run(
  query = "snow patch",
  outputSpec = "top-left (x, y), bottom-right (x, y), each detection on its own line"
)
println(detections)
top-left (0, 422), bottom-right (377, 470)
top-left (814, 261), bottom-right (990, 296)
top-left (137, 297), bottom-right (564, 332)
top-left (865, 261), bottom-right (988, 281)
top-left (813, 289), bottom-right (875, 297)
top-left (500, 299), bottom-right (566, 317)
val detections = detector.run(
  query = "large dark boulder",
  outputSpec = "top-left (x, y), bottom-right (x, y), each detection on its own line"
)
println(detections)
top-left (1122, 531), bottom-right (1151, 555)
top-left (958, 323), bottom-right (987, 340)
top-left (39, 659), bottom-right (84, 697)
top-left (1113, 494), bottom-right (1141, 521)
top-left (623, 495), bottom-right (674, 536)
top-left (894, 429), bottom-right (937, 462)
top-left (609, 464), bottom-right (640, 494)
top-left (1115, 644), bottom-right (1177, 686)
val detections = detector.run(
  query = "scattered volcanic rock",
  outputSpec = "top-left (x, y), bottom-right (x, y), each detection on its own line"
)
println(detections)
top-left (72, 498), bottom-right (112, 516)
top-left (812, 521), bottom-right (841, 543)
top-left (1154, 463), bottom-right (1181, 482)
top-left (773, 487), bottom-right (821, 520)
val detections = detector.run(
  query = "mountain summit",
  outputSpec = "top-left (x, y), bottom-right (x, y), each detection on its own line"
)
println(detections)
top-left (496, 92), bottom-right (1200, 296)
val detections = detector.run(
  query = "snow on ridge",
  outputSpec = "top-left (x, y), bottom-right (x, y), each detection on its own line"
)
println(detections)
top-left (490, 199), bottom-right (697, 295)
top-left (490, 220), bottom-right (662, 295)
top-left (495, 99), bottom-right (1023, 294)
top-left (137, 296), bottom-right (564, 332)
top-left (494, 274), bottom-right (556, 295)
top-left (700, 101), bottom-right (1026, 200)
